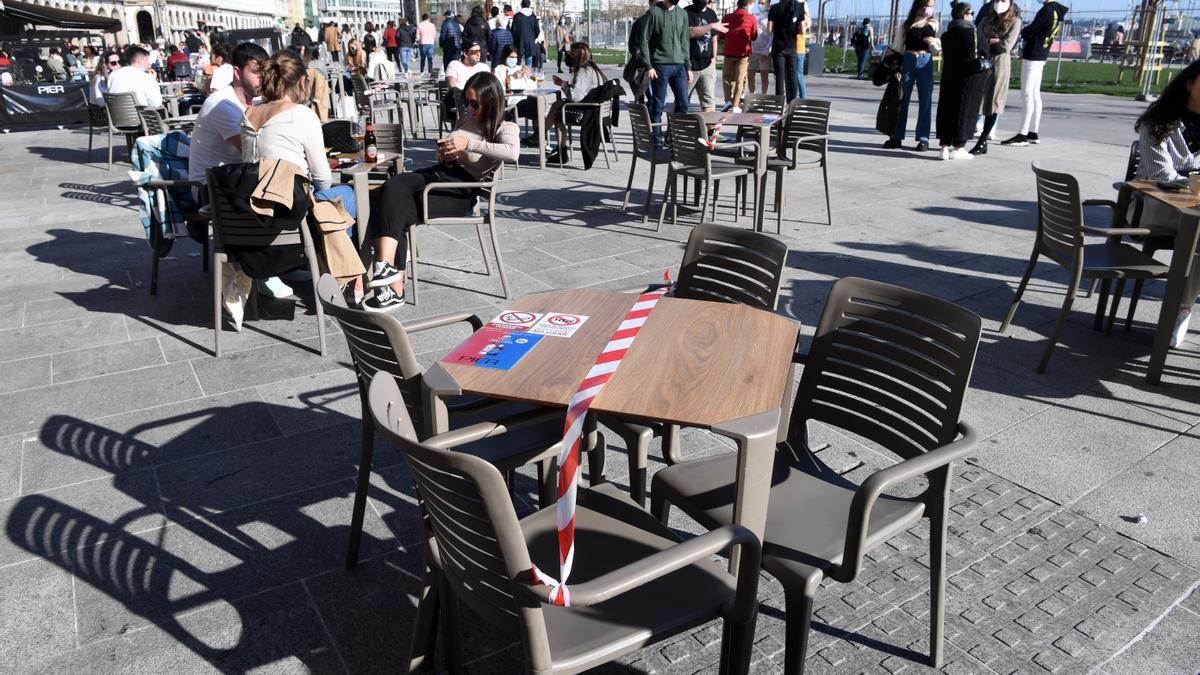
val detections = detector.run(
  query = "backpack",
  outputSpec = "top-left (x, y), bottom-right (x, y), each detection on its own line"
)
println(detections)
top-left (851, 28), bottom-right (868, 48)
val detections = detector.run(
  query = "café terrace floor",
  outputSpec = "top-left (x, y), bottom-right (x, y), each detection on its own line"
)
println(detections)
top-left (0, 75), bottom-right (1198, 673)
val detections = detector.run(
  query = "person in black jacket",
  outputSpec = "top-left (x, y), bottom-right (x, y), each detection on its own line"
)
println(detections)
top-left (464, 6), bottom-right (491, 58)
top-left (1001, 0), bottom-right (1067, 146)
top-left (936, 2), bottom-right (986, 159)
top-left (511, 0), bottom-right (541, 67)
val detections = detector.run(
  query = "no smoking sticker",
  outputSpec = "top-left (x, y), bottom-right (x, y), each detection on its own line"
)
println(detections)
top-left (485, 310), bottom-right (543, 331)
top-left (528, 312), bottom-right (590, 338)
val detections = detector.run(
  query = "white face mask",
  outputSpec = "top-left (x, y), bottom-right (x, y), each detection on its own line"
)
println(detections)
top-left (506, 57), bottom-right (518, 68)
top-left (993, 1), bottom-right (1010, 12)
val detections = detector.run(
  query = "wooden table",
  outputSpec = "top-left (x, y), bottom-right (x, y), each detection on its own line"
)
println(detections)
top-left (506, 86), bottom-right (561, 170)
top-left (424, 287), bottom-right (800, 544)
top-left (698, 111), bottom-right (784, 233)
top-left (1125, 180), bottom-right (1200, 383)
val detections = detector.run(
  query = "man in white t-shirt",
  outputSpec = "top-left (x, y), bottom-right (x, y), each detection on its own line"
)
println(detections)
top-left (105, 46), bottom-right (163, 108)
top-left (445, 40), bottom-right (490, 89)
top-left (208, 44), bottom-right (235, 92)
top-left (188, 43), bottom-right (269, 187)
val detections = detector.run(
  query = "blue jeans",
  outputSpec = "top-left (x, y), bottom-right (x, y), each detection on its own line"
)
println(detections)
top-left (648, 64), bottom-right (690, 142)
top-left (794, 53), bottom-right (808, 99)
top-left (893, 51), bottom-right (933, 143)
top-left (315, 184), bottom-right (358, 239)
top-left (854, 47), bottom-right (869, 78)
top-left (399, 47), bottom-right (413, 72)
top-left (419, 44), bottom-right (434, 73)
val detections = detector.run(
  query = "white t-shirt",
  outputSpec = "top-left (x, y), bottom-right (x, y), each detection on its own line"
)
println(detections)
top-left (105, 65), bottom-right (163, 108)
top-left (209, 63), bottom-right (234, 91)
top-left (189, 86), bottom-right (247, 183)
top-left (445, 59), bottom-right (490, 88)
top-left (240, 104), bottom-right (332, 191)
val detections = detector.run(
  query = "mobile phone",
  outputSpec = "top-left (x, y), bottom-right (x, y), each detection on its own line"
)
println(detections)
top-left (1156, 180), bottom-right (1187, 192)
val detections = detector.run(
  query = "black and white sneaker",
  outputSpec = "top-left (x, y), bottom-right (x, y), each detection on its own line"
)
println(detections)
top-left (368, 260), bottom-right (403, 288)
top-left (1028, 132), bottom-right (1040, 144)
top-left (362, 286), bottom-right (405, 312)
top-left (1000, 133), bottom-right (1030, 146)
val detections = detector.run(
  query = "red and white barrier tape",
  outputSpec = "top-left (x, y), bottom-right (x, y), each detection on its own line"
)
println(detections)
top-left (699, 114), bottom-right (728, 150)
top-left (530, 272), bottom-right (673, 606)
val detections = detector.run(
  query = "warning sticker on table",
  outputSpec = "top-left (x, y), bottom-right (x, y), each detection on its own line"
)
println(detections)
top-left (441, 328), bottom-right (544, 370)
top-left (527, 312), bottom-right (590, 338)
top-left (485, 310), bottom-right (543, 331)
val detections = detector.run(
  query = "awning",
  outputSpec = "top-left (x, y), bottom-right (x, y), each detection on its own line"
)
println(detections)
top-left (0, 0), bottom-right (122, 33)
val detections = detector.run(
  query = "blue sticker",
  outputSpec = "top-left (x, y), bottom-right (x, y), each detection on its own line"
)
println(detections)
top-left (473, 331), bottom-right (545, 370)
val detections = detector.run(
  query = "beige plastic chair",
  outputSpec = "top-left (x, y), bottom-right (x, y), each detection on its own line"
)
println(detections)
top-left (658, 113), bottom-right (757, 228)
top-left (651, 276), bottom-right (983, 674)
top-left (314, 274), bottom-right (562, 568)
top-left (351, 72), bottom-right (402, 125)
top-left (206, 164), bottom-right (327, 358)
top-left (102, 91), bottom-right (145, 170)
top-left (138, 106), bottom-right (168, 136)
top-left (407, 166), bottom-right (510, 305)
top-left (620, 102), bottom-right (670, 226)
top-left (366, 122), bottom-right (405, 184)
top-left (598, 223), bottom-right (790, 506)
top-left (367, 373), bottom-right (763, 674)
top-left (1000, 162), bottom-right (1168, 372)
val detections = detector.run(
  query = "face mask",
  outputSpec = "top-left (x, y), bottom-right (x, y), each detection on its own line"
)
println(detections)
top-left (349, 47), bottom-right (357, 54)
top-left (505, 57), bottom-right (518, 68)
top-left (924, 5), bottom-right (935, 16)
top-left (695, 0), bottom-right (708, 7)
top-left (993, 1), bottom-right (1010, 12)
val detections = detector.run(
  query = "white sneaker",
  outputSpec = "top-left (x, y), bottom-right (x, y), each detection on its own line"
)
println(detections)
top-left (1170, 308), bottom-right (1193, 348)
top-left (951, 148), bottom-right (974, 160)
top-left (940, 146), bottom-right (951, 160)
top-left (731, 106), bottom-right (742, 113)
top-left (221, 261), bottom-right (250, 332)
top-left (258, 276), bottom-right (294, 299)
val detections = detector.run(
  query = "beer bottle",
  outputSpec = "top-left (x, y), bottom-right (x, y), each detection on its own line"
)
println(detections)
top-left (363, 120), bottom-right (378, 162)
top-left (505, 69), bottom-right (512, 94)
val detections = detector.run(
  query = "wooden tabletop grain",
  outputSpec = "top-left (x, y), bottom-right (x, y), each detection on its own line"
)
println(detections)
top-left (697, 111), bottom-right (783, 128)
top-left (440, 288), bottom-right (800, 428)
top-left (1127, 179), bottom-right (1200, 211)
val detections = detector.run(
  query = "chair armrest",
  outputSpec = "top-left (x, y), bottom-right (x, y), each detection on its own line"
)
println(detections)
top-left (713, 140), bottom-right (759, 155)
top-left (650, 121), bottom-right (668, 128)
top-left (402, 311), bottom-right (483, 334)
top-left (517, 524), bottom-right (761, 621)
top-left (1081, 198), bottom-right (1118, 209)
top-left (1081, 224), bottom-right (1154, 237)
top-left (421, 179), bottom-right (495, 219)
top-left (829, 422), bottom-right (978, 583)
top-left (143, 179), bottom-right (203, 189)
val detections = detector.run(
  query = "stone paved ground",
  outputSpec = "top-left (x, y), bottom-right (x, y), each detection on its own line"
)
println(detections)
top-left (1, 72), bottom-right (1199, 673)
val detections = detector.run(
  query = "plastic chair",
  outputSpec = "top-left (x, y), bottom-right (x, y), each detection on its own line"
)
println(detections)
top-left (101, 91), bottom-right (145, 170)
top-left (560, 97), bottom-right (619, 169)
top-left (737, 98), bottom-right (833, 232)
top-left (138, 106), bottom-right (167, 136)
top-left (597, 223), bottom-right (789, 506)
top-left (206, 163), bottom-right (328, 358)
top-left (658, 113), bottom-right (757, 228)
top-left (367, 373), bottom-right (763, 674)
top-left (351, 72), bottom-right (402, 125)
top-left (1000, 162), bottom-right (1168, 372)
top-left (621, 102), bottom-right (670, 226)
top-left (651, 276), bottom-right (984, 674)
top-left (314, 274), bottom-right (563, 568)
top-left (85, 97), bottom-right (108, 162)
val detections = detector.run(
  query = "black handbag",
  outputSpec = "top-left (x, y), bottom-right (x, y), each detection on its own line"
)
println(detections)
top-left (322, 120), bottom-right (364, 153)
top-left (968, 26), bottom-right (993, 75)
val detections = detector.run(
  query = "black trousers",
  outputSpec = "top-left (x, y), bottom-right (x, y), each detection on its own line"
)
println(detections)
top-left (773, 52), bottom-right (798, 101)
top-left (369, 163), bottom-right (479, 270)
top-left (386, 46), bottom-right (398, 63)
top-left (557, 44), bottom-right (567, 71)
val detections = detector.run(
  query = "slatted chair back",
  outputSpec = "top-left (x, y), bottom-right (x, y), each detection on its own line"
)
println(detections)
top-left (87, 102), bottom-right (108, 128)
top-left (1124, 140), bottom-right (1140, 181)
top-left (793, 277), bottom-right (982, 461)
top-left (350, 72), bottom-right (373, 111)
top-left (627, 102), bottom-right (657, 158)
top-left (103, 92), bottom-right (143, 131)
top-left (666, 113), bottom-right (711, 170)
top-left (742, 93), bottom-right (787, 115)
top-left (367, 375), bottom-right (550, 666)
top-left (372, 122), bottom-right (405, 156)
top-left (139, 107), bottom-right (167, 136)
top-left (1031, 162), bottom-right (1085, 266)
top-left (173, 60), bottom-right (192, 80)
top-left (205, 164), bottom-right (307, 249)
top-left (674, 223), bottom-right (789, 311)
top-left (783, 98), bottom-right (831, 157)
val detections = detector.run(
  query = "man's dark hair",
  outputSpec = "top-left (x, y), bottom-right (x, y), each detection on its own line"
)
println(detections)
top-left (232, 42), bottom-right (269, 70)
top-left (737, 0), bottom-right (751, 7)
top-left (124, 45), bottom-right (149, 63)
top-left (49, 46), bottom-right (60, 55)
top-left (213, 43), bottom-right (233, 62)
top-left (520, 0), bottom-right (530, 7)
top-left (490, 6), bottom-right (500, 16)
top-left (461, 39), bottom-right (480, 53)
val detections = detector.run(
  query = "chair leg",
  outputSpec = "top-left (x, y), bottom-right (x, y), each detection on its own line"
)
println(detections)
top-left (699, 179), bottom-right (711, 225)
top-left (720, 613), bottom-right (757, 675)
top-left (662, 423), bottom-right (683, 464)
top-left (999, 248), bottom-right (1040, 333)
top-left (822, 161), bottom-right (833, 226)
top-left (1037, 274), bottom-right (1081, 373)
top-left (409, 229), bottom-right (420, 305)
top-left (536, 457), bottom-right (556, 508)
top-left (622, 153), bottom-right (637, 211)
top-left (150, 251), bottom-right (159, 296)
top-left (213, 256), bottom-right (223, 357)
top-left (406, 565), bottom-right (441, 674)
top-left (438, 576), bottom-right (462, 673)
top-left (585, 415), bottom-right (605, 486)
top-left (107, 129), bottom-right (114, 171)
top-left (487, 217), bottom-right (511, 300)
top-left (782, 583), bottom-right (818, 675)
top-left (310, 258), bottom-right (328, 357)
top-left (1093, 279), bottom-right (1111, 332)
top-left (202, 233), bottom-right (210, 273)
top-left (474, 222), bottom-right (493, 276)
top-left (1084, 278), bottom-right (1098, 298)
top-left (658, 167), bottom-right (674, 230)
top-left (650, 488), bottom-right (671, 524)
top-left (345, 416), bottom-right (375, 569)
top-left (645, 161), bottom-right (658, 227)
top-left (775, 170), bottom-right (784, 234)
top-left (1106, 278), bottom-right (1127, 336)
top-left (927, 472), bottom-right (951, 669)
top-left (713, 180), bottom-right (722, 222)
top-left (1125, 278), bottom-right (1145, 331)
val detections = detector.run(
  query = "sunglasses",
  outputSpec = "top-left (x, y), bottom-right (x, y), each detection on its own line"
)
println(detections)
top-left (466, 98), bottom-right (482, 110)
top-left (108, 60), bottom-right (120, 66)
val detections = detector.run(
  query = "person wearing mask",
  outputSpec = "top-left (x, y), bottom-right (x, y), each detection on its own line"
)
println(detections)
top-left (511, 0), bottom-right (541, 67)
top-left (89, 51), bottom-right (121, 106)
top-left (106, 45), bottom-right (163, 109)
top-left (850, 18), bottom-right (873, 79)
top-left (325, 22), bottom-right (342, 62)
top-left (721, 0), bottom-right (758, 112)
top-left (417, 14), bottom-right (437, 73)
top-left (542, 41), bottom-right (606, 163)
top-left (493, 44), bottom-right (532, 85)
top-left (685, 0), bottom-right (726, 112)
top-left (969, 0), bottom-right (1020, 154)
top-left (936, 2), bottom-right (986, 160)
top-left (446, 39), bottom-right (491, 89)
top-left (345, 38), bottom-right (366, 73)
top-left (365, 72), bottom-right (518, 311)
top-left (555, 19), bottom-right (571, 73)
top-left (464, 6), bottom-right (491, 57)
top-left (439, 11), bottom-right (464, 68)
top-left (489, 17), bottom-right (515, 68)
top-left (642, 0), bottom-right (692, 144)
top-left (397, 18), bottom-right (417, 72)
top-left (747, 0), bottom-right (772, 97)
top-left (884, 0), bottom-right (938, 151)
top-left (44, 47), bottom-right (68, 81)
top-left (208, 44), bottom-right (235, 92)
top-left (768, 0), bottom-right (806, 102)
top-left (1002, 0), bottom-right (1067, 146)
top-left (189, 43), bottom-right (269, 189)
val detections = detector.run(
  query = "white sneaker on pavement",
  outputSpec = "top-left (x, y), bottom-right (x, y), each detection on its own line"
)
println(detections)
top-left (951, 148), bottom-right (973, 160)
top-left (1171, 308), bottom-right (1193, 347)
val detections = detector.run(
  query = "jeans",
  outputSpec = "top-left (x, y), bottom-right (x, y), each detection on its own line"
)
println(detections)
top-left (399, 47), bottom-right (413, 72)
top-left (893, 51), bottom-right (933, 143)
top-left (1019, 59), bottom-right (1046, 134)
top-left (315, 183), bottom-right (358, 239)
top-left (419, 44), bottom-right (434, 73)
top-left (855, 46), bottom-right (869, 78)
top-left (772, 51), bottom-right (798, 101)
top-left (794, 53), bottom-right (808, 99)
top-left (648, 64), bottom-right (690, 141)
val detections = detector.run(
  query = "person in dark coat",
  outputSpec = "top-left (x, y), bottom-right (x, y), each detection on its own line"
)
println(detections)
top-left (936, 1), bottom-right (986, 159)
top-left (511, 0), bottom-right (541, 67)
top-left (464, 6), bottom-right (491, 57)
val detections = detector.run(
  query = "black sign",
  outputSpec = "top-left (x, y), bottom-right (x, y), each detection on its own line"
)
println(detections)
top-left (0, 81), bottom-right (88, 126)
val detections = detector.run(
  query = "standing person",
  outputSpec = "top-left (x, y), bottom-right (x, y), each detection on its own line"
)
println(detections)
top-left (488, 6), bottom-right (505, 30)
top-left (489, 18), bottom-right (515, 68)
top-left (366, 72), bottom-right (518, 310)
top-left (1002, 0), bottom-right (1067, 146)
top-left (884, 0), bottom-right (938, 151)
top-left (291, 23), bottom-right (312, 58)
top-left (794, 5), bottom-right (810, 98)
top-left (747, 0), bottom-right (772, 97)
top-left (417, 14), bottom-right (437, 73)
top-left (464, 6), bottom-right (490, 58)
top-left (362, 22), bottom-right (379, 55)
top-left (850, 18), bottom-right (873, 79)
top-left (511, 0), bottom-right (541, 68)
top-left (767, 0), bottom-right (806, 102)
top-left (721, 0), bottom-right (758, 112)
top-left (383, 20), bottom-right (399, 66)
top-left (106, 46), bottom-right (163, 109)
top-left (641, 0), bottom-right (693, 142)
top-left (969, 0), bottom-right (1020, 154)
top-left (396, 18), bottom-right (416, 73)
top-left (685, 0), bottom-right (726, 112)
top-left (185, 30), bottom-right (202, 55)
top-left (439, 11), bottom-right (463, 68)
top-left (325, 22), bottom-right (342, 62)
top-left (936, 2), bottom-right (986, 159)
top-left (555, 18), bottom-right (571, 73)
top-left (626, 0), bottom-right (659, 104)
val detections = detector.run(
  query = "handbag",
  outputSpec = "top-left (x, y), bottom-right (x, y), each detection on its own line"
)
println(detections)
top-left (875, 76), bottom-right (902, 136)
top-left (967, 25), bottom-right (993, 75)
top-left (322, 119), bottom-right (364, 153)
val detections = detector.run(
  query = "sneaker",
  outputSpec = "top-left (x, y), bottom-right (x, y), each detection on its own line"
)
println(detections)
top-left (950, 147), bottom-right (974, 160)
top-left (520, 135), bottom-right (540, 148)
top-left (368, 260), bottom-right (404, 288)
top-left (883, 138), bottom-right (902, 149)
top-left (1028, 132), bottom-right (1040, 144)
top-left (940, 146), bottom-right (951, 160)
top-left (362, 286), bottom-right (405, 312)
top-left (258, 276), bottom-right (294, 299)
top-left (731, 106), bottom-right (742, 113)
top-left (1170, 308), bottom-right (1193, 348)
top-left (1001, 133), bottom-right (1030, 146)
top-left (914, 141), bottom-right (929, 152)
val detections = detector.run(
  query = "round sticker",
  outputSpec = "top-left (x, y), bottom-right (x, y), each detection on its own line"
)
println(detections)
top-left (500, 311), bottom-right (537, 324)
top-left (547, 314), bottom-right (580, 326)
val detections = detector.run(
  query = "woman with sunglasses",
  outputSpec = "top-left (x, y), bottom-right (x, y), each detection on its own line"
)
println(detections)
top-left (363, 71), bottom-right (517, 311)
top-left (89, 52), bottom-right (121, 106)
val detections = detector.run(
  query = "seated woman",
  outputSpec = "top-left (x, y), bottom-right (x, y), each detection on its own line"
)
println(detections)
top-left (544, 41), bottom-right (605, 164)
top-left (364, 72), bottom-right (518, 311)
top-left (493, 44), bottom-right (533, 89)
top-left (344, 38), bottom-right (366, 92)
top-left (1134, 59), bottom-right (1200, 346)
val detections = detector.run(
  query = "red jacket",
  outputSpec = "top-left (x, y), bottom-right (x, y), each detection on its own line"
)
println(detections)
top-left (721, 8), bottom-right (758, 57)
top-left (383, 26), bottom-right (398, 47)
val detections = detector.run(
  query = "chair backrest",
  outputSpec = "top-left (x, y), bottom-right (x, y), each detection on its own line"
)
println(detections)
top-left (783, 98), bottom-right (830, 157)
top-left (742, 94), bottom-right (787, 115)
top-left (372, 122), bottom-right (405, 155)
top-left (792, 277), bottom-right (981, 460)
top-left (366, 374), bottom-right (551, 667)
top-left (1031, 161), bottom-right (1085, 264)
top-left (666, 112), bottom-right (710, 169)
top-left (351, 73), bottom-right (371, 108)
top-left (139, 107), bottom-right (167, 136)
top-left (205, 163), bottom-right (306, 249)
top-left (103, 91), bottom-right (142, 130)
top-left (674, 223), bottom-right (789, 311)
top-left (627, 102), bottom-right (656, 155)
top-left (87, 102), bottom-right (108, 127)
top-left (173, 60), bottom-right (192, 79)
top-left (1124, 140), bottom-right (1140, 181)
